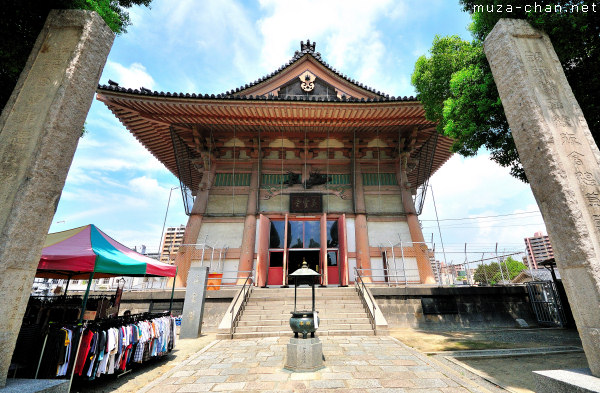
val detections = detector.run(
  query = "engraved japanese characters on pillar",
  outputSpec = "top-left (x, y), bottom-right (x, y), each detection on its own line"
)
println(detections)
top-left (485, 18), bottom-right (600, 376)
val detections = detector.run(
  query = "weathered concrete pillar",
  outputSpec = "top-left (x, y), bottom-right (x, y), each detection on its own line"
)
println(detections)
top-left (353, 163), bottom-right (372, 281)
top-left (180, 266), bottom-right (209, 339)
top-left (175, 168), bottom-right (214, 287)
top-left (485, 18), bottom-right (600, 377)
top-left (237, 163), bottom-right (258, 283)
top-left (0, 10), bottom-right (113, 386)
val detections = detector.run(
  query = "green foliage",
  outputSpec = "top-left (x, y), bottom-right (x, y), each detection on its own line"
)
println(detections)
top-left (0, 0), bottom-right (151, 110)
top-left (412, 0), bottom-right (600, 182)
top-left (474, 256), bottom-right (527, 284)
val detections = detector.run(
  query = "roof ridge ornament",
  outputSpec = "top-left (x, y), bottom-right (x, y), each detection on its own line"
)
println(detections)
top-left (300, 39), bottom-right (316, 53)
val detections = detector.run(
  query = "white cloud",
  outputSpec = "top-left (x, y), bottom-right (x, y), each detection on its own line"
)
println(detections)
top-left (419, 153), bottom-right (544, 264)
top-left (129, 176), bottom-right (168, 197)
top-left (103, 61), bottom-right (156, 90)
top-left (257, 0), bottom-right (398, 93)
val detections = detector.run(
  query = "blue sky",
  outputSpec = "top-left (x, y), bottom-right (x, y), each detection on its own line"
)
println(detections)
top-left (50, 0), bottom-right (545, 264)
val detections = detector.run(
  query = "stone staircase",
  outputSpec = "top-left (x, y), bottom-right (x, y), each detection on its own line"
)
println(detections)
top-left (228, 287), bottom-right (375, 339)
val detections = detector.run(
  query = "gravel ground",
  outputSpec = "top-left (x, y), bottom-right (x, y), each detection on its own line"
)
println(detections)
top-left (393, 327), bottom-right (587, 393)
top-left (390, 327), bottom-right (582, 352)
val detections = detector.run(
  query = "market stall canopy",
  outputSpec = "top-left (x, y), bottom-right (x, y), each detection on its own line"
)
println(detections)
top-left (36, 224), bottom-right (177, 279)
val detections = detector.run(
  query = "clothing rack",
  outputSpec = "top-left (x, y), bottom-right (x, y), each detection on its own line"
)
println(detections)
top-left (33, 311), bottom-right (176, 388)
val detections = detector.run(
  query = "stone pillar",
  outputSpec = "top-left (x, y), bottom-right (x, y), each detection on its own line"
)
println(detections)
top-left (485, 18), bottom-right (600, 376)
top-left (353, 163), bottom-right (372, 281)
top-left (175, 169), bottom-right (214, 287)
top-left (180, 266), bottom-right (209, 339)
top-left (237, 163), bottom-right (258, 283)
top-left (397, 158), bottom-right (435, 284)
top-left (0, 10), bottom-right (113, 386)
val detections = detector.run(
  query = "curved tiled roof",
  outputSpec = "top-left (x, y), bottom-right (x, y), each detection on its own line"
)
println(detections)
top-left (97, 84), bottom-right (416, 102)
top-left (98, 40), bottom-right (408, 101)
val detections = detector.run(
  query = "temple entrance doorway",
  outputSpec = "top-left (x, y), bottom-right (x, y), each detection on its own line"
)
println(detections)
top-left (288, 250), bottom-right (320, 273)
top-left (261, 214), bottom-right (348, 287)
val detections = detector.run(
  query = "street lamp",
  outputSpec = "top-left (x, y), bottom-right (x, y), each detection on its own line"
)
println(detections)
top-left (159, 186), bottom-right (179, 260)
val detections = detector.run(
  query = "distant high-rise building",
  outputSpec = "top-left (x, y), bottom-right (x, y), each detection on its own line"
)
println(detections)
top-left (524, 231), bottom-right (554, 269)
top-left (160, 225), bottom-right (186, 264)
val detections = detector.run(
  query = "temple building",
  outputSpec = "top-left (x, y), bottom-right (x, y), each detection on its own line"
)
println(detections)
top-left (97, 40), bottom-right (453, 288)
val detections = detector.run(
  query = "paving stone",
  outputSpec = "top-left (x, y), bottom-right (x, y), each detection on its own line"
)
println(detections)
top-left (211, 382), bottom-right (246, 391)
top-left (227, 373), bottom-right (259, 382)
top-left (171, 370), bottom-right (195, 378)
top-left (290, 371), bottom-right (319, 380)
top-left (346, 378), bottom-right (383, 388)
top-left (194, 375), bottom-right (229, 383)
top-left (193, 368), bottom-right (221, 376)
top-left (258, 373), bottom-right (289, 382)
top-left (320, 372), bottom-right (353, 380)
top-left (209, 362), bottom-right (233, 369)
top-left (380, 378), bottom-right (415, 388)
top-left (147, 385), bottom-right (181, 393)
top-left (244, 381), bottom-right (277, 390)
top-left (174, 376), bottom-right (197, 384)
top-left (176, 383), bottom-right (215, 392)
top-left (414, 371), bottom-right (446, 379)
top-left (409, 378), bottom-right (448, 388)
top-left (310, 379), bottom-right (346, 389)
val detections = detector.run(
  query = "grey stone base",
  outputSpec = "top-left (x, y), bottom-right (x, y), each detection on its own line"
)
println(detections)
top-left (0, 379), bottom-right (69, 392)
top-left (533, 368), bottom-right (600, 392)
top-left (284, 337), bottom-right (325, 372)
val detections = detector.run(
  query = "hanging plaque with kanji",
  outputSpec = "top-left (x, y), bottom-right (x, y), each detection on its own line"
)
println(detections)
top-left (290, 193), bottom-right (322, 213)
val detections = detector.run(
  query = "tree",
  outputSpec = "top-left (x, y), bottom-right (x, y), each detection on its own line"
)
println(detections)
top-left (0, 0), bottom-right (152, 110)
top-left (412, 0), bottom-right (600, 182)
top-left (473, 257), bottom-right (527, 284)
top-left (491, 256), bottom-right (527, 283)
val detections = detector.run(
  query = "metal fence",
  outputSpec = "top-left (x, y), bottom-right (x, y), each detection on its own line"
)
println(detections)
top-left (526, 280), bottom-right (566, 327)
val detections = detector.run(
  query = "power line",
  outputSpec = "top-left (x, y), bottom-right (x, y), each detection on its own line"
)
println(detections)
top-left (420, 210), bottom-right (541, 222)
top-left (422, 222), bottom-right (545, 230)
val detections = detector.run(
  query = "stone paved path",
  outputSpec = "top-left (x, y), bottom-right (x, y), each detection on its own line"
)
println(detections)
top-left (139, 336), bottom-right (491, 392)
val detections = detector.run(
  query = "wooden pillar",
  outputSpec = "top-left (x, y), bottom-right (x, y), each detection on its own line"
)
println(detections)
top-left (237, 163), bottom-right (259, 283)
top-left (397, 157), bottom-right (435, 284)
top-left (283, 213), bottom-right (289, 286)
top-left (174, 168), bottom-right (214, 287)
top-left (320, 213), bottom-right (328, 286)
top-left (354, 163), bottom-right (372, 281)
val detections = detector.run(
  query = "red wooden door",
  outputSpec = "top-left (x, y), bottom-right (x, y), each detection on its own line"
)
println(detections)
top-left (338, 214), bottom-right (349, 286)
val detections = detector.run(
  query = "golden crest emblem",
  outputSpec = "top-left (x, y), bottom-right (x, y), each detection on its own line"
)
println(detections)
top-left (299, 71), bottom-right (316, 92)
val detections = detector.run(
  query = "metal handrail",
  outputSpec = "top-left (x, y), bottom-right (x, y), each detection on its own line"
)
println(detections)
top-left (229, 274), bottom-right (253, 337)
top-left (354, 267), bottom-right (376, 334)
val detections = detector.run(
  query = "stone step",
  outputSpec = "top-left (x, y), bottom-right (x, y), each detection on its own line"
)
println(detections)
top-left (237, 317), bottom-right (370, 326)
top-left (234, 323), bottom-right (373, 333)
top-left (243, 304), bottom-right (364, 312)
top-left (240, 312), bottom-right (369, 321)
top-left (230, 329), bottom-right (375, 339)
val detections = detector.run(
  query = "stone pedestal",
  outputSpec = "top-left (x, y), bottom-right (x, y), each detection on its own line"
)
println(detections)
top-left (0, 10), bottom-right (113, 387)
top-left (534, 368), bottom-right (600, 393)
top-left (284, 337), bottom-right (325, 372)
top-left (180, 266), bottom-right (209, 339)
top-left (484, 19), bottom-right (600, 377)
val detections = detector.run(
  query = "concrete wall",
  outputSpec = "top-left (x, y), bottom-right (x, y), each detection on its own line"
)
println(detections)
top-left (364, 195), bottom-right (403, 214)
top-left (197, 222), bottom-right (245, 248)
top-left (206, 194), bottom-right (248, 215)
top-left (372, 286), bottom-right (538, 330)
top-left (346, 218), bottom-right (356, 252)
top-left (367, 221), bottom-right (412, 246)
top-left (260, 195), bottom-right (289, 212)
top-left (324, 194), bottom-right (352, 213)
